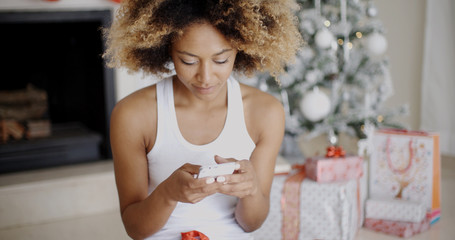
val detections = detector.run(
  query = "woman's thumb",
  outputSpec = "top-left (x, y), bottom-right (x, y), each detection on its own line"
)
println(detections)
top-left (214, 155), bottom-right (229, 164)
top-left (181, 163), bottom-right (201, 175)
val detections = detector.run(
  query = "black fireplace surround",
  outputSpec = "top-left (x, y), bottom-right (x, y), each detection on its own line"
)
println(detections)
top-left (0, 10), bottom-right (116, 173)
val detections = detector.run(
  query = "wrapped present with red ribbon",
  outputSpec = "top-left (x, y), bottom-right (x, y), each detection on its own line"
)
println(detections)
top-left (253, 162), bottom-right (368, 240)
top-left (305, 145), bottom-right (364, 183)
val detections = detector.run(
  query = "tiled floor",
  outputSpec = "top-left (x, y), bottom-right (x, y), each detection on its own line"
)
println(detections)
top-left (0, 156), bottom-right (454, 240)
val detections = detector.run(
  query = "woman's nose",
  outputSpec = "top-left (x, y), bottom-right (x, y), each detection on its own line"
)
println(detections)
top-left (197, 61), bottom-right (212, 85)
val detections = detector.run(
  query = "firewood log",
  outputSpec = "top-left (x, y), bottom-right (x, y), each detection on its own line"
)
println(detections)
top-left (0, 84), bottom-right (48, 121)
top-left (0, 84), bottom-right (47, 104)
top-left (0, 120), bottom-right (25, 143)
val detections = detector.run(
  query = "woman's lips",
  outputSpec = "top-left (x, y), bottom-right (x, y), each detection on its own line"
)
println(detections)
top-left (193, 85), bottom-right (215, 94)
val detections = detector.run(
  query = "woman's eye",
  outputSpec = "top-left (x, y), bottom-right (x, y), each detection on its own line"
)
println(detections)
top-left (214, 59), bottom-right (228, 64)
top-left (180, 59), bottom-right (197, 65)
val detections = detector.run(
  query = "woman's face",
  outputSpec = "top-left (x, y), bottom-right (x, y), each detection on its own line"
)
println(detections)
top-left (171, 22), bottom-right (237, 101)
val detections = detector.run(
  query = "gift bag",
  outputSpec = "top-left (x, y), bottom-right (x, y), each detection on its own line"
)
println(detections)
top-left (369, 129), bottom-right (441, 224)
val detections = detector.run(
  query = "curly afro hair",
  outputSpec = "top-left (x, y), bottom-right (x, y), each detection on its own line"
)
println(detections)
top-left (103, 0), bottom-right (303, 79)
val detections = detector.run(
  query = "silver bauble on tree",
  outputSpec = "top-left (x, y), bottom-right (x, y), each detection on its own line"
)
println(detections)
top-left (300, 87), bottom-right (331, 122)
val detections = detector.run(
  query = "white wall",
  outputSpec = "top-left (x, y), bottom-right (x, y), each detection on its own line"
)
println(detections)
top-left (115, 69), bottom-right (158, 101)
top-left (374, 0), bottom-right (427, 131)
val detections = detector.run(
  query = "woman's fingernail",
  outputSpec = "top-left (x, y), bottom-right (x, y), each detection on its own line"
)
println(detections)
top-left (235, 163), bottom-right (241, 170)
top-left (206, 178), bottom-right (215, 184)
top-left (216, 176), bottom-right (226, 183)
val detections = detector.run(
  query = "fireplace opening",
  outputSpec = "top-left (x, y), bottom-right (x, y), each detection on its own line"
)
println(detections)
top-left (0, 10), bottom-right (115, 174)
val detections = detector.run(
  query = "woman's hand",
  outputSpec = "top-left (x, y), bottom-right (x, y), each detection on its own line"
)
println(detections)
top-left (213, 155), bottom-right (259, 199)
top-left (161, 155), bottom-right (260, 205)
top-left (160, 163), bottom-right (221, 204)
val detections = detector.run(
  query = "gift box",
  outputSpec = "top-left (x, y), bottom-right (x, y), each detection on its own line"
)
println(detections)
top-left (305, 155), bottom-right (363, 183)
top-left (369, 129), bottom-right (441, 224)
top-left (363, 216), bottom-right (430, 238)
top-left (365, 198), bottom-right (427, 223)
top-left (253, 163), bottom-right (367, 240)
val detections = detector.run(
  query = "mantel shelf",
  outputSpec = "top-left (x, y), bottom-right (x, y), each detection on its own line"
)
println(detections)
top-left (0, 0), bottom-right (118, 12)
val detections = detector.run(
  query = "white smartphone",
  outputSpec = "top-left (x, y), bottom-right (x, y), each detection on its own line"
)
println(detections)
top-left (195, 162), bottom-right (236, 178)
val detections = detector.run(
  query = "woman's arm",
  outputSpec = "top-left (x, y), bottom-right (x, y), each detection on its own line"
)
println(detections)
top-left (237, 94), bottom-right (285, 231)
top-left (110, 88), bottom-right (221, 239)
top-left (110, 90), bottom-right (175, 239)
top-left (216, 87), bottom-right (285, 232)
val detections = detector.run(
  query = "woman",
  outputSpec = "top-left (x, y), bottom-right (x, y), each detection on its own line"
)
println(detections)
top-left (104, 0), bottom-right (302, 239)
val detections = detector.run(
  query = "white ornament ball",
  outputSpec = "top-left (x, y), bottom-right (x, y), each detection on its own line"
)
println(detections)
top-left (314, 29), bottom-right (334, 49)
top-left (305, 70), bottom-right (320, 83)
top-left (331, 41), bottom-right (339, 51)
top-left (300, 88), bottom-right (331, 122)
top-left (366, 33), bottom-right (388, 56)
top-left (300, 47), bottom-right (315, 61)
top-left (367, 6), bottom-right (378, 17)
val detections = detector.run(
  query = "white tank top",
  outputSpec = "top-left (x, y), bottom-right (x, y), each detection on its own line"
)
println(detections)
top-left (146, 76), bottom-right (256, 240)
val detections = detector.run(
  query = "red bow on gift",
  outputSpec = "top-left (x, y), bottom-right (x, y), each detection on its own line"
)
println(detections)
top-left (325, 145), bottom-right (346, 158)
top-left (181, 230), bottom-right (210, 240)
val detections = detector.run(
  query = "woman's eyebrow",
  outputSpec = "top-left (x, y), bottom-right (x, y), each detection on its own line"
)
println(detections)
top-left (176, 49), bottom-right (233, 57)
top-left (213, 49), bottom-right (232, 56)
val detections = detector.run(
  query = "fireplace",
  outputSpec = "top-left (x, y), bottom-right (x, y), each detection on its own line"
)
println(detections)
top-left (0, 10), bottom-right (115, 173)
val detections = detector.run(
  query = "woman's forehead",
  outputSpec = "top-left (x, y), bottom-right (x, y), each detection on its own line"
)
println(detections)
top-left (172, 22), bottom-right (234, 55)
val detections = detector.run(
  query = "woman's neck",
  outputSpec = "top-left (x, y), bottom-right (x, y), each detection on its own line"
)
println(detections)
top-left (172, 76), bottom-right (228, 111)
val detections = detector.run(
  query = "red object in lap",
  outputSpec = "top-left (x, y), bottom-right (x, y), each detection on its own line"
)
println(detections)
top-left (181, 230), bottom-right (210, 240)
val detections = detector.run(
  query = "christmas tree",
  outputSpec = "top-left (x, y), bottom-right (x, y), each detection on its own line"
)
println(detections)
top-left (259, 0), bottom-right (407, 153)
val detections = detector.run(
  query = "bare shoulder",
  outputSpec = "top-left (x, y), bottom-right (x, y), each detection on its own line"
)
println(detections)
top-left (110, 84), bottom-right (157, 149)
top-left (112, 84), bottom-right (157, 121)
top-left (240, 83), bottom-right (284, 118)
top-left (240, 83), bottom-right (285, 142)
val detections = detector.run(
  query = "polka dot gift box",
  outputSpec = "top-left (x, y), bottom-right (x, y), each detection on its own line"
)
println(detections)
top-left (253, 162), bottom-right (368, 240)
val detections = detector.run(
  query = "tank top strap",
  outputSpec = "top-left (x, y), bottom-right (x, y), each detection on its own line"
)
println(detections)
top-left (225, 76), bottom-right (249, 136)
top-left (154, 77), bottom-right (174, 151)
